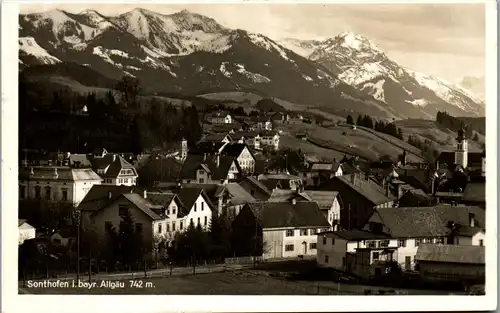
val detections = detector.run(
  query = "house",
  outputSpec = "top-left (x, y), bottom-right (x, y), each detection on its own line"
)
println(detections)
top-left (202, 133), bottom-right (233, 144)
top-left (398, 188), bottom-right (433, 207)
top-left (462, 181), bottom-right (485, 207)
top-left (415, 244), bottom-right (485, 285)
top-left (78, 187), bottom-right (165, 255)
top-left (19, 219), bottom-right (36, 245)
top-left (316, 204), bottom-right (485, 276)
top-left (267, 189), bottom-right (312, 203)
top-left (220, 143), bottom-right (256, 174)
top-left (210, 111), bottom-right (232, 125)
top-left (171, 187), bottom-right (215, 233)
top-left (238, 176), bottom-right (273, 201)
top-left (19, 166), bottom-right (102, 206)
top-left (318, 173), bottom-right (396, 230)
top-left (304, 191), bottom-right (343, 229)
top-left (223, 183), bottom-right (257, 220)
top-left (188, 141), bottom-right (228, 156)
top-left (259, 131), bottom-right (280, 150)
top-left (251, 115), bottom-right (273, 130)
top-left (137, 157), bottom-right (183, 187)
top-left (258, 174), bottom-right (304, 191)
top-left (179, 154), bottom-right (241, 185)
top-left (50, 230), bottom-right (76, 248)
top-left (88, 152), bottom-right (139, 186)
top-left (232, 201), bottom-right (331, 259)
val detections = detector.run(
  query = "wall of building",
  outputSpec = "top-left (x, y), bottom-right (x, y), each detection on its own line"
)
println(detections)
top-left (21, 178), bottom-right (100, 206)
top-left (418, 261), bottom-right (485, 283)
top-left (237, 147), bottom-right (255, 173)
top-left (316, 233), bottom-right (348, 269)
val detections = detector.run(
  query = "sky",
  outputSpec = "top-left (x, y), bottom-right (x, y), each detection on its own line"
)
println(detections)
top-left (20, 3), bottom-right (486, 83)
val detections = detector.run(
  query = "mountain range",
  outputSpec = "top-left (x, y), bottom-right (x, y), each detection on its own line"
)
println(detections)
top-left (19, 8), bottom-right (485, 119)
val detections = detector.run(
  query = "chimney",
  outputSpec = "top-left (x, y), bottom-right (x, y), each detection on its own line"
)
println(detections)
top-left (292, 198), bottom-right (297, 205)
top-left (143, 190), bottom-right (147, 199)
top-left (30, 167), bottom-right (34, 175)
top-left (108, 191), bottom-right (112, 199)
top-left (351, 173), bottom-right (356, 185)
top-left (53, 168), bottom-right (58, 177)
top-left (469, 213), bottom-right (475, 227)
top-left (113, 154), bottom-right (117, 162)
top-left (204, 153), bottom-right (207, 161)
top-left (216, 154), bottom-right (220, 168)
top-left (385, 183), bottom-right (390, 197)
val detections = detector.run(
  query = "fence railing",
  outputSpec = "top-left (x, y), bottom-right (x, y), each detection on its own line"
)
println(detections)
top-left (225, 256), bottom-right (263, 265)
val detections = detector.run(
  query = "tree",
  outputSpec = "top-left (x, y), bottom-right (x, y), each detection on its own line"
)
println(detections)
top-left (209, 211), bottom-right (231, 261)
top-left (117, 210), bottom-right (144, 269)
top-left (356, 115), bottom-right (362, 126)
top-left (115, 76), bottom-right (141, 110)
top-left (346, 115), bottom-right (354, 125)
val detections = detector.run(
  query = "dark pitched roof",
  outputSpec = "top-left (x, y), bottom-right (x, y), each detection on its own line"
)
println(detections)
top-left (176, 187), bottom-right (215, 217)
top-left (415, 244), bottom-right (485, 264)
top-left (268, 190), bottom-right (312, 202)
top-left (202, 133), bottom-right (231, 143)
top-left (89, 154), bottom-right (136, 178)
top-left (246, 201), bottom-right (330, 229)
top-left (180, 183), bottom-right (226, 201)
top-left (77, 185), bottom-right (137, 211)
top-left (239, 176), bottom-right (272, 196)
top-left (336, 174), bottom-right (396, 205)
top-left (187, 142), bottom-right (227, 155)
top-left (138, 158), bottom-right (182, 185)
top-left (462, 182), bottom-right (485, 203)
top-left (221, 143), bottom-right (248, 157)
top-left (179, 154), bottom-right (238, 181)
top-left (260, 179), bottom-right (282, 190)
top-left (225, 183), bottom-right (256, 205)
top-left (19, 219), bottom-right (28, 227)
top-left (121, 193), bottom-right (163, 220)
top-left (304, 191), bottom-right (339, 210)
top-left (259, 130), bottom-right (279, 137)
top-left (145, 192), bottom-right (177, 207)
top-left (454, 225), bottom-right (485, 237)
top-left (372, 205), bottom-right (485, 238)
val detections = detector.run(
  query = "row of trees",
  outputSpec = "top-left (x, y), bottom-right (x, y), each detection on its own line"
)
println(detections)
top-left (19, 75), bottom-right (204, 154)
top-left (435, 111), bottom-right (474, 138)
top-left (346, 114), bottom-right (404, 140)
top-left (407, 135), bottom-right (440, 163)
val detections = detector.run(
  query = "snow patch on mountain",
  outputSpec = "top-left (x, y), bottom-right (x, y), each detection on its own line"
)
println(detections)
top-left (339, 62), bottom-right (395, 86)
top-left (248, 33), bottom-right (296, 65)
top-left (235, 64), bottom-right (271, 83)
top-left (220, 62), bottom-right (232, 78)
top-left (302, 74), bottom-right (313, 81)
top-left (19, 37), bottom-right (61, 64)
top-left (406, 99), bottom-right (428, 107)
top-left (361, 79), bottom-right (386, 103)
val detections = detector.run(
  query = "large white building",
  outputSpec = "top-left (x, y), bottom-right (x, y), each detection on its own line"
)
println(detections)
top-left (19, 219), bottom-right (36, 245)
top-left (19, 166), bottom-right (102, 206)
top-left (316, 205), bottom-right (485, 278)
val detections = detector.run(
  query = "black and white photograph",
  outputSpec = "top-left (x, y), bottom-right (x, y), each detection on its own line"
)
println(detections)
top-left (2, 0), bottom-right (498, 311)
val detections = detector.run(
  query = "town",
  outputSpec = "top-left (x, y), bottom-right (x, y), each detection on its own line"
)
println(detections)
top-left (18, 105), bottom-right (486, 295)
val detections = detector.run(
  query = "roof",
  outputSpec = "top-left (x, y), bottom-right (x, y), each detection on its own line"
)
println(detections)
top-left (179, 154), bottom-right (238, 181)
top-left (260, 179), bottom-right (282, 190)
top-left (202, 133), bottom-right (231, 143)
top-left (336, 174), bottom-right (396, 205)
top-left (221, 143), bottom-right (249, 158)
top-left (415, 244), bottom-right (485, 264)
top-left (462, 182), bottom-right (485, 203)
top-left (145, 192), bottom-right (177, 207)
top-left (176, 187), bottom-right (214, 217)
top-left (246, 201), bottom-right (330, 229)
top-left (311, 163), bottom-right (333, 171)
top-left (180, 183), bottom-right (226, 200)
top-left (455, 225), bottom-right (485, 237)
top-left (89, 154), bottom-right (136, 178)
top-left (240, 176), bottom-right (272, 196)
top-left (69, 154), bottom-right (92, 168)
top-left (259, 130), bottom-right (279, 137)
top-left (122, 193), bottom-right (163, 220)
top-left (324, 229), bottom-right (392, 241)
top-left (138, 157), bottom-right (183, 185)
top-left (19, 166), bottom-right (102, 182)
top-left (304, 191), bottom-right (339, 210)
top-left (268, 189), bottom-right (312, 202)
top-left (188, 142), bottom-right (227, 155)
top-left (19, 219), bottom-right (28, 227)
top-left (225, 183), bottom-right (256, 205)
top-left (77, 185), bottom-right (138, 212)
top-left (372, 205), bottom-right (485, 238)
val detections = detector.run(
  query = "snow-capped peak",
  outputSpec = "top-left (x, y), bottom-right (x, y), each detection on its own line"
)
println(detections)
top-left (19, 36), bottom-right (61, 64)
top-left (335, 31), bottom-right (381, 53)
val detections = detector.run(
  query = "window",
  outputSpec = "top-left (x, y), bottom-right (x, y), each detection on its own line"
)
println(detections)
top-left (167, 208), bottom-right (170, 215)
top-left (119, 205), bottom-right (128, 218)
top-left (310, 243), bottom-right (317, 250)
top-left (323, 237), bottom-right (327, 245)
top-left (367, 241), bottom-right (377, 248)
top-left (194, 203), bottom-right (197, 212)
top-left (167, 223), bottom-right (170, 232)
top-left (172, 222), bottom-right (176, 231)
top-left (479, 239), bottom-right (484, 246)
top-left (158, 224), bottom-right (162, 233)
top-left (398, 239), bottom-right (407, 247)
top-left (180, 221), bottom-right (184, 230)
top-left (373, 252), bottom-right (380, 260)
top-left (105, 221), bottom-right (112, 232)
top-left (201, 202), bottom-right (204, 211)
top-left (62, 188), bottom-right (68, 201)
top-left (190, 218), bottom-right (193, 226)
top-left (172, 207), bottom-right (176, 215)
top-left (199, 178), bottom-right (204, 184)
top-left (324, 255), bottom-right (329, 263)
top-left (415, 239), bottom-right (421, 247)
top-left (204, 216), bottom-right (208, 226)
top-left (285, 244), bottom-right (294, 251)
top-left (285, 229), bottom-right (294, 237)
top-left (379, 240), bottom-right (390, 247)
top-left (197, 217), bottom-right (200, 225)
top-left (300, 229), bottom-right (308, 236)
top-left (124, 178), bottom-right (128, 184)
top-left (309, 229), bottom-right (316, 236)
top-left (45, 187), bottom-right (52, 200)
top-left (435, 237), bottom-right (444, 244)
top-left (331, 238), bottom-right (335, 245)
top-left (19, 185), bottom-right (26, 199)
top-left (135, 223), bottom-right (143, 234)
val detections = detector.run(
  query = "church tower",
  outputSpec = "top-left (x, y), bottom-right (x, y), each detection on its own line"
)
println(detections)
top-left (181, 138), bottom-right (188, 161)
top-left (454, 128), bottom-right (468, 168)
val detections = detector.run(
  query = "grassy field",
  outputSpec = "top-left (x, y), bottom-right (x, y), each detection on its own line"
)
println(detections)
top-left (395, 119), bottom-right (485, 152)
top-left (277, 123), bottom-right (424, 163)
